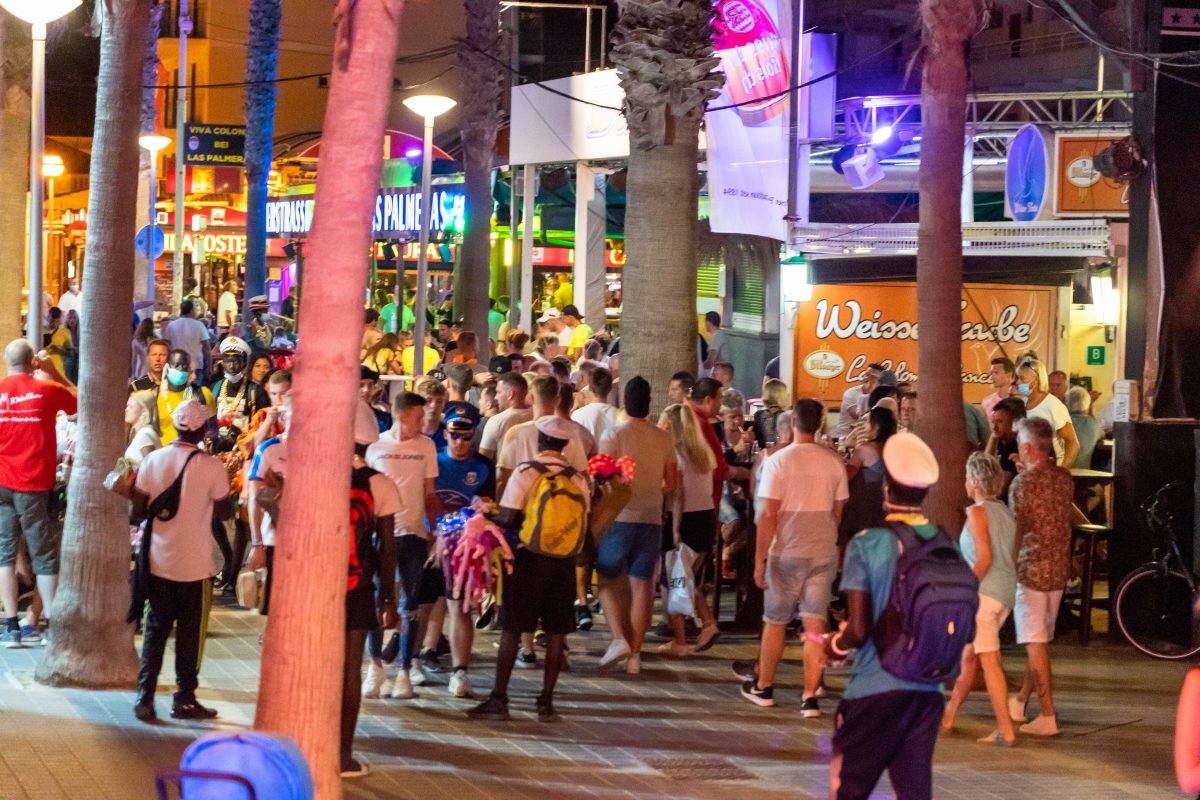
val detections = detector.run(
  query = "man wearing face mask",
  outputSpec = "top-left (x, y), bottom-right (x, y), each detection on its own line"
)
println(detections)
top-left (157, 350), bottom-right (216, 445)
top-left (57, 281), bottom-right (82, 319)
top-left (209, 337), bottom-right (268, 445)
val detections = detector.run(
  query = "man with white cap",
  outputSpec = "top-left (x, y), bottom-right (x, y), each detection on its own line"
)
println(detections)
top-left (824, 431), bottom-right (966, 800)
top-left (130, 399), bottom-right (232, 722)
top-left (469, 413), bottom-right (590, 723)
top-left (209, 336), bottom-right (269, 440)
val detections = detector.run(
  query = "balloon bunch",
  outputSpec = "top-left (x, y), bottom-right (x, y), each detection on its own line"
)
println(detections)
top-left (435, 507), bottom-right (514, 614)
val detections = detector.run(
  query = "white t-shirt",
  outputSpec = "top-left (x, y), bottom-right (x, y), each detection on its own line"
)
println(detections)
top-left (217, 291), bottom-right (238, 327)
top-left (135, 442), bottom-right (229, 582)
top-left (499, 454), bottom-right (591, 512)
top-left (479, 406), bottom-right (532, 455)
top-left (497, 419), bottom-right (589, 473)
top-left (557, 325), bottom-right (574, 348)
top-left (248, 436), bottom-right (287, 546)
top-left (165, 316), bottom-right (210, 368)
top-left (57, 290), bottom-right (82, 318)
top-left (756, 442), bottom-right (849, 562)
top-left (1026, 393), bottom-right (1071, 464)
top-left (366, 429), bottom-right (439, 537)
top-left (124, 427), bottom-right (161, 466)
top-left (368, 471), bottom-right (402, 519)
top-left (835, 385), bottom-right (864, 439)
top-left (571, 402), bottom-right (621, 444)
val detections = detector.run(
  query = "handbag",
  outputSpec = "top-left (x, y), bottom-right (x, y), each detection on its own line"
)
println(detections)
top-left (588, 479), bottom-right (633, 541)
top-left (236, 567), bottom-right (267, 611)
top-left (126, 451), bottom-right (200, 623)
top-left (664, 544), bottom-right (698, 617)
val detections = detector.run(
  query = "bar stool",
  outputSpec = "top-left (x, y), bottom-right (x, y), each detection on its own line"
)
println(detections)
top-left (1068, 523), bottom-right (1111, 643)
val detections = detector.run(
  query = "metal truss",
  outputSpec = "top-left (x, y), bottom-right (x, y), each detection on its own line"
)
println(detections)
top-left (792, 219), bottom-right (1111, 256)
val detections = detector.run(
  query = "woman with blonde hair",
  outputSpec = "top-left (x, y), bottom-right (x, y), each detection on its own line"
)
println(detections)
top-left (753, 379), bottom-right (790, 447)
top-left (124, 391), bottom-right (162, 465)
top-left (659, 403), bottom-right (720, 655)
top-left (1016, 359), bottom-right (1078, 466)
top-left (530, 334), bottom-right (561, 364)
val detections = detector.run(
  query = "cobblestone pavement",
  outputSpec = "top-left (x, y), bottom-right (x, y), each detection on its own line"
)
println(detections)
top-left (0, 597), bottom-right (1187, 799)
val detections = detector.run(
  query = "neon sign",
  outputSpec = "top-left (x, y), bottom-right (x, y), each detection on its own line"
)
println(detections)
top-left (265, 184), bottom-right (465, 237)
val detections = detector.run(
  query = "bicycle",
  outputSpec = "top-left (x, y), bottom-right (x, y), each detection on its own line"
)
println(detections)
top-left (1113, 481), bottom-right (1200, 660)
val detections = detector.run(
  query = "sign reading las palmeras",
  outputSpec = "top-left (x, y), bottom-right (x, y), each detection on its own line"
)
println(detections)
top-left (792, 282), bottom-right (1056, 404)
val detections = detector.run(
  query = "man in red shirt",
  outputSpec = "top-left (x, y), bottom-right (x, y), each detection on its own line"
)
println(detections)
top-left (688, 378), bottom-right (729, 508)
top-left (0, 339), bottom-right (77, 647)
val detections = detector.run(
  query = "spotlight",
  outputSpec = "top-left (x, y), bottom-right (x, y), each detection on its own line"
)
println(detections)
top-left (832, 145), bottom-right (885, 190)
top-left (382, 242), bottom-right (398, 261)
top-left (283, 242), bottom-right (297, 259)
top-left (870, 125), bottom-right (893, 146)
top-left (404, 147), bottom-right (421, 159)
top-left (1094, 137), bottom-right (1145, 183)
top-left (831, 144), bottom-right (858, 175)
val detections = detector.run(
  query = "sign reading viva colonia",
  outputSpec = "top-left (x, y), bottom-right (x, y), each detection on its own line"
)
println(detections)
top-left (791, 282), bottom-right (1057, 404)
top-left (265, 184), bottom-right (465, 237)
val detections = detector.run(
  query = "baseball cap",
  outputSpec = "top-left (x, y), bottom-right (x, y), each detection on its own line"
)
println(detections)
top-left (562, 304), bottom-right (581, 319)
top-left (445, 412), bottom-right (477, 433)
top-left (882, 432), bottom-right (939, 488)
top-left (537, 308), bottom-right (562, 323)
top-left (534, 415), bottom-right (574, 442)
top-left (878, 369), bottom-right (899, 387)
top-left (172, 399), bottom-right (211, 433)
top-left (488, 355), bottom-right (513, 375)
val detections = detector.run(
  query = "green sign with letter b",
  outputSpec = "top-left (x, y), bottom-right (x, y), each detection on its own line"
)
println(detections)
top-left (1087, 345), bottom-right (1105, 366)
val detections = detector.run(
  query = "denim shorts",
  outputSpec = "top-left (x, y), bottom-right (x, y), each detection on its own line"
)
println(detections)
top-left (596, 521), bottom-right (661, 581)
top-left (762, 556), bottom-right (836, 624)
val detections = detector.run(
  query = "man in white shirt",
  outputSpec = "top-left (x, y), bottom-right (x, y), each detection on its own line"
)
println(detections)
top-left (834, 363), bottom-right (882, 440)
top-left (131, 400), bottom-right (232, 722)
top-left (479, 372), bottom-right (532, 459)
top-left (570, 367), bottom-right (620, 443)
top-left (216, 281), bottom-right (238, 330)
top-left (497, 375), bottom-right (589, 492)
top-left (164, 300), bottom-right (211, 382)
top-left (734, 399), bottom-right (847, 716)
top-left (56, 280), bottom-right (82, 318)
top-left (366, 391), bottom-right (441, 699)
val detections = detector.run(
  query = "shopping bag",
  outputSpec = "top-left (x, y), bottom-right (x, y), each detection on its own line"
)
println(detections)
top-left (665, 544), bottom-right (698, 617)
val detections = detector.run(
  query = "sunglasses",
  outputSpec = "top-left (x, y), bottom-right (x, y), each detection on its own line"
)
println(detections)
top-left (447, 431), bottom-right (474, 441)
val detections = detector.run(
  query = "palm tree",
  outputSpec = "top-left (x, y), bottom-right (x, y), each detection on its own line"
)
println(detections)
top-left (241, 0), bottom-right (281, 331)
top-left (252, 0), bottom-right (407, 795)
top-left (914, 0), bottom-right (985, 529)
top-left (134, 2), bottom-right (164, 312)
top-left (454, 0), bottom-right (501, 338)
top-left (610, 0), bottom-right (722, 409)
top-left (0, 15), bottom-right (31, 343)
top-left (36, 0), bottom-right (153, 688)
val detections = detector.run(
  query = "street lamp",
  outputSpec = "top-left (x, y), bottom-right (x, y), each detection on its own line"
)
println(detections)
top-left (42, 155), bottom-right (64, 299)
top-left (139, 135), bottom-right (171, 305)
top-left (1, 0), bottom-right (82, 344)
top-left (401, 94), bottom-right (455, 376)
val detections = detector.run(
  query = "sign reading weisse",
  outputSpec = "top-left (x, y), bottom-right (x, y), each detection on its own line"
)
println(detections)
top-left (1053, 133), bottom-right (1130, 217)
top-left (265, 184), bottom-right (465, 237)
top-left (791, 282), bottom-right (1057, 404)
top-left (184, 124), bottom-right (246, 166)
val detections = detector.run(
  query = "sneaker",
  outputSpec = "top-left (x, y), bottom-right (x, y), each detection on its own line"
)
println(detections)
top-left (475, 598), bottom-right (496, 629)
top-left (626, 653), bottom-right (641, 675)
top-left (1020, 714), bottom-right (1059, 736)
top-left (467, 695), bottom-right (510, 721)
top-left (339, 757), bottom-right (371, 778)
top-left (598, 639), bottom-right (631, 670)
top-left (133, 701), bottom-right (157, 722)
top-left (657, 642), bottom-right (688, 658)
top-left (380, 631), bottom-right (400, 663)
top-left (390, 670), bottom-right (414, 699)
top-left (1007, 694), bottom-right (1028, 723)
top-left (410, 660), bottom-right (429, 686)
top-left (436, 634), bottom-right (451, 657)
top-left (977, 729), bottom-right (1016, 746)
top-left (171, 699), bottom-right (219, 720)
top-left (362, 662), bottom-right (385, 699)
top-left (731, 660), bottom-right (757, 682)
top-left (448, 669), bottom-right (474, 698)
top-left (801, 696), bottom-right (821, 718)
top-left (517, 650), bottom-right (538, 670)
top-left (814, 681), bottom-right (827, 699)
top-left (536, 695), bottom-right (560, 722)
top-left (575, 603), bottom-right (593, 631)
top-left (740, 680), bottom-right (775, 708)
top-left (0, 629), bottom-right (22, 648)
top-left (694, 623), bottom-right (720, 652)
top-left (18, 625), bottom-right (41, 645)
top-left (419, 647), bottom-right (442, 673)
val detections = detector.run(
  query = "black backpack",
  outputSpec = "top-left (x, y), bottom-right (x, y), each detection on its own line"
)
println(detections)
top-left (872, 522), bottom-right (979, 684)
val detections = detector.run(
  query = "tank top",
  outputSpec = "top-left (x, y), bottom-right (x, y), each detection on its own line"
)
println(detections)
top-left (959, 499), bottom-right (1018, 608)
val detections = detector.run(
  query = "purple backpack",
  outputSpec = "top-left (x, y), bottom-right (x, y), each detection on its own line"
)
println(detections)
top-left (873, 522), bottom-right (979, 684)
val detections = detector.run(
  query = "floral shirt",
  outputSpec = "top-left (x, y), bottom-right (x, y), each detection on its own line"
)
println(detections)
top-left (1010, 462), bottom-right (1075, 592)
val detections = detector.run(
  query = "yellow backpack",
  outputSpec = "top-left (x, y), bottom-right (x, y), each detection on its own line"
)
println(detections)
top-left (517, 461), bottom-right (587, 558)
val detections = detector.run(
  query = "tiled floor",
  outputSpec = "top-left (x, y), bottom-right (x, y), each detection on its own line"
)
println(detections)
top-left (0, 598), bottom-right (1187, 799)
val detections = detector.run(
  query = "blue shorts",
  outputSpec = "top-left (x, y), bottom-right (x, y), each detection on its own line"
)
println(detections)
top-left (596, 521), bottom-right (661, 581)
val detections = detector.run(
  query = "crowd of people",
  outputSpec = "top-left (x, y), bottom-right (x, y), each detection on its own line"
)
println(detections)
top-left (0, 290), bottom-right (1110, 797)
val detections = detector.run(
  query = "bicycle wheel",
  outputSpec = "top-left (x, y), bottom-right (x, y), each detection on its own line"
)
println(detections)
top-left (1114, 566), bottom-right (1200, 660)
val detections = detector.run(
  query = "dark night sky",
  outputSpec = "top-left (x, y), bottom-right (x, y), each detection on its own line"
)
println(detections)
top-left (45, 14), bottom-right (102, 138)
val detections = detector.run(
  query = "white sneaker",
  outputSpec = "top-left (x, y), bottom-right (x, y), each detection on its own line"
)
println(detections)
top-left (625, 653), bottom-right (641, 675)
top-left (410, 661), bottom-right (428, 686)
top-left (448, 669), bottom-right (473, 698)
top-left (598, 639), bottom-right (631, 670)
top-left (1020, 714), bottom-right (1059, 736)
top-left (390, 669), bottom-right (414, 699)
top-left (1007, 693), bottom-right (1028, 723)
top-left (362, 662), bottom-right (385, 699)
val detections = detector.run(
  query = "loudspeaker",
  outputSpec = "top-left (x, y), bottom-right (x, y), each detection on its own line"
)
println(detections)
top-left (841, 148), bottom-right (885, 190)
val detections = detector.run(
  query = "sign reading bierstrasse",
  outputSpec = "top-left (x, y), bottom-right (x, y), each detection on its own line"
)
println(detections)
top-left (185, 124), bottom-right (246, 166)
top-left (791, 282), bottom-right (1057, 405)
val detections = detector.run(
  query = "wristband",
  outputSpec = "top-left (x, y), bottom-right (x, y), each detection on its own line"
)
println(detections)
top-left (829, 632), bottom-right (850, 657)
top-left (803, 632), bottom-right (825, 645)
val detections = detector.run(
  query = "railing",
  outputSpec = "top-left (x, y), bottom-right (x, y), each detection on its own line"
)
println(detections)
top-left (792, 220), bottom-right (1112, 257)
top-left (970, 30), bottom-right (1092, 62)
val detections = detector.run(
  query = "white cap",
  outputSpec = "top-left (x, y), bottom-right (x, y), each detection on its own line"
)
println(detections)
top-left (534, 414), bottom-right (574, 442)
top-left (354, 399), bottom-right (380, 446)
top-left (537, 308), bottom-right (562, 323)
top-left (219, 336), bottom-right (252, 357)
top-left (172, 399), bottom-right (211, 433)
top-left (882, 431), bottom-right (939, 488)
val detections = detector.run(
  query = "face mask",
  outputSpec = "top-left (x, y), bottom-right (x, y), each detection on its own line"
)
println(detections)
top-left (1017, 383), bottom-right (1032, 397)
top-left (166, 366), bottom-right (189, 387)
top-left (224, 368), bottom-right (244, 382)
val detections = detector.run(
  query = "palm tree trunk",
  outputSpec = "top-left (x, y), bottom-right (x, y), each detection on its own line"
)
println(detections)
top-left (36, 0), bottom-right (152, 688)
top-left (242, 0), bottom-right (281, 331)
top-left (253, 1), bottom-right (405, 796)
top-left (455, 0), bottom-right (501, 339)
top-left (0, 18), bottom-right (31, 343)
top-left (915, 0), bottom-right (982, 530)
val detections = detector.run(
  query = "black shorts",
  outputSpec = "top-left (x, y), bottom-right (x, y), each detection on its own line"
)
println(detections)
top-left (261, 545), bottom-right (276, 616)
top-left (345, 587), bottom-right (378, 632)
top-left (419, 564), bottom-right (445, 605)
top-left (663, 510), bottom-right (717, 556)
top-left (832, 690), bottom-right (944, 800)
top-left (500, 549), bottom-right (576, 636)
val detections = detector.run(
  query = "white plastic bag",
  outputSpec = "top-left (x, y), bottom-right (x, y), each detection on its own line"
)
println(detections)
top-left (665, 544), bottom-right (698, 617)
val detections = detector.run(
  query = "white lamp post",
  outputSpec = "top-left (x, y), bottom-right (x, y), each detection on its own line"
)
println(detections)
top-left (139, 135), bottom-right (171, 306)
top-left (1, 0), bottom-right (82, 344)
top-left (401, 94), bottom-right (455, 376)
top-left (41, 155), bottom-right (64, 298)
